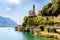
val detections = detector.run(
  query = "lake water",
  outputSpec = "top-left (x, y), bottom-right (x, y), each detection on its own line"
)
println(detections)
top-left (0, 27), bottom-right (59, 40)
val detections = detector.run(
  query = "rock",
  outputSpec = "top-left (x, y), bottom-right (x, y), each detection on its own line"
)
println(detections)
top-left (15, 27), bottom-right (18, 31)
top-left (57, 35), bottom-right (60, 39)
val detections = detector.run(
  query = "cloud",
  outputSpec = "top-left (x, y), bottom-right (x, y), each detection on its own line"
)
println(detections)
top-left (0, 0), bottom-right (20, 4)
top-left (9, 0), bottom-right (20, 4)
top-left (6, 7), bottom-right (11, 11)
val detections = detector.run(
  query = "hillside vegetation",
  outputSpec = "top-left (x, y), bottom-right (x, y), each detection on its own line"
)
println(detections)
top-left (15, 0), bottom-right (60, 34)
top-left (38, 0), bottom-right (60, 16)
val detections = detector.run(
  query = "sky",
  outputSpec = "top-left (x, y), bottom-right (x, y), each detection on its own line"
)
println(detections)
top-left (0, 0), bottom-right (51, 25)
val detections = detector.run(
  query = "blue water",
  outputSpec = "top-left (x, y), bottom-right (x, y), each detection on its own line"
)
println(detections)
top-left (0, 27), bottom-right (59, 40)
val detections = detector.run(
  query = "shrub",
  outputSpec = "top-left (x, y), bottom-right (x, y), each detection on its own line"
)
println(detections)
top-left (22, 22), bottom-right (26, 27)
top-left (25, 27), bottom-right (30, 32)
top-left (24, 16), bottom-right (29, 23)
top-left (51, 28), bottom-right (57, 33)
top-left (46, 27), bottom-right (57, 33)
top-left (46, 27), bottom-right (51, 32)
top-left (39, 26), bottom-right (44, 31)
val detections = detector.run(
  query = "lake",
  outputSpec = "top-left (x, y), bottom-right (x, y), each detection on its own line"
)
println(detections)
top-left (0, 27), bottom-right (59, 40)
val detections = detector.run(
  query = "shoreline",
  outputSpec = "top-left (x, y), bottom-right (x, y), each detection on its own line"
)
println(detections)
top-left (34, 32), bottom-right (60, 39)
top-left (15, 26), bottom-right (60, 39)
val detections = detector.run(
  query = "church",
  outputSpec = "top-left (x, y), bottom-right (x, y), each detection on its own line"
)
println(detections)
top-left (29, 4), bottom-right (36, 16)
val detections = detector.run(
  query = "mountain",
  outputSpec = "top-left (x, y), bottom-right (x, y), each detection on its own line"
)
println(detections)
top-left (0, 16), bottom-right (18, 27)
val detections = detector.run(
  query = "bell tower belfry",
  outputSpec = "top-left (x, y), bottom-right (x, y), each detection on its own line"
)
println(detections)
top-left (33, 4), bottom-right (35, 13)
top-left (29, 4), bottom-right (36, 16)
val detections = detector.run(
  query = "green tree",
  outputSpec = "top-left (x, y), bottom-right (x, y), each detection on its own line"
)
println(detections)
top-left (41, 0), bottom-right (60, 16)
top-left (41, 3), bottom-right (52, 16)
top-left (51, 3), bottom-right (59, 16)
top-left (24, 16), bottom-right (29, 23)
top-left (51, 0), bottom-right (57, 4)
top-left (27, 18), bottom-right (34, 26)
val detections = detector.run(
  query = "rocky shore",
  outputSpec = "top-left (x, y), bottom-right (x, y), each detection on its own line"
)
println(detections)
top-left (15, 25), bottom-right (60, 39)
top-left (35, 33), bottom-right (60, 39)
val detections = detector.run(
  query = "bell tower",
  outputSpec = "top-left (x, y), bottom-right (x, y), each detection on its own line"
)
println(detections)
top-left (33, 4), bottom-right (35, 13)
top-left (29, 4), bottom-right (36, 16)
